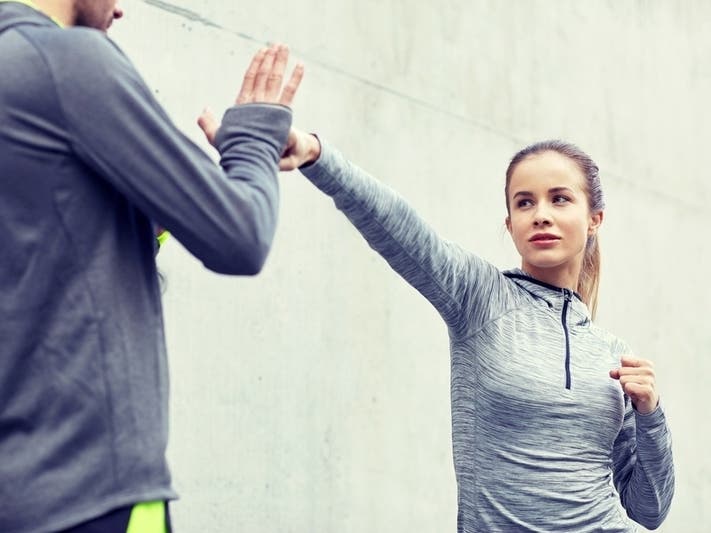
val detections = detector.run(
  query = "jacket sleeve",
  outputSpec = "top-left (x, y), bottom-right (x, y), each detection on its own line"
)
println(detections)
top-left (47, 29), bottom-right (290, 275)
top-left (611, 399), bottom-right (675, 530)
top-left (299, 140), bottom-right (503, 331)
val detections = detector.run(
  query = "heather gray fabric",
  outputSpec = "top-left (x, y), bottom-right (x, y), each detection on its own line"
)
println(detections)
top-left (0, 3), bottom-right (291, 532)
top-left (301, 141), bottom-right (674, 532)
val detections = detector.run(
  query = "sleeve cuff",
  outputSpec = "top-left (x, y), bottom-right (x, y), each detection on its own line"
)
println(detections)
top-left (634, 400), bottom-right (668, 432)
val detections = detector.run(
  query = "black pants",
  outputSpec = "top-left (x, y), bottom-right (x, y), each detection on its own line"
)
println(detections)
top-left (57, 502), bottom-right (172, 533)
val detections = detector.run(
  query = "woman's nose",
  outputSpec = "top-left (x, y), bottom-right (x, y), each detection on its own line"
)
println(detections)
top-left (533, 207), bottom-right (552, 226)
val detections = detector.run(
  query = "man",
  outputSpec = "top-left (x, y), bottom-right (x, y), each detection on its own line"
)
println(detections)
top-left (0, 1), bottom-right (302, 531)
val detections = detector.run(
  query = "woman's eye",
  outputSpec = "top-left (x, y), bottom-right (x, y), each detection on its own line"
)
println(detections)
top-left (553, 195), bottom-right (570, 204)
top-left (517, 199), bottom-right (533, 208)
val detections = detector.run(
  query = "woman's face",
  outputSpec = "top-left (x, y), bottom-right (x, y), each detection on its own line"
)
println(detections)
top-left (506, 150), bottom-right (602, 287)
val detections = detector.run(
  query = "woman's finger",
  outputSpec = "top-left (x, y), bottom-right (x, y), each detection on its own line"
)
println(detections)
top-left (279, 155), bottom-right (299, 172)
top-left (619, 375), bottom-right (655, 389)
top-left (620, 355), bottom-right (653, 368)
top-left (616, 367), bottom-right (655, 380)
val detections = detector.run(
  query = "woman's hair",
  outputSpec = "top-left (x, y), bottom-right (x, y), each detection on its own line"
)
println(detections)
top-left (504, 140), bottom-right (605, 318)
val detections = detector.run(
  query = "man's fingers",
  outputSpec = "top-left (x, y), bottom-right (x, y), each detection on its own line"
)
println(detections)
top-left (279, 63), bottom-right (304, 107)
top-left (265, 44), bottom-right (289, 99)
top-left (236, 48), bottom-right (267, 105)
top-left (253, 45), bottom-right (277, 102)
top-left (236, 44), bottom-right (303, 106)
top-left (197, 108), bottom-right (219, 145)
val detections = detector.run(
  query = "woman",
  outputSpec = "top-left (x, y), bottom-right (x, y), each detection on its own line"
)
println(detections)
top-left (269, 129), bottom-right (675, 531)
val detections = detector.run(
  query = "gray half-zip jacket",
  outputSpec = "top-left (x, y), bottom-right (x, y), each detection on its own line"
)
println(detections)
top-left (0, 3), bottom-right (291, 531)
top-left (300, 141), bottom-right (674, 532)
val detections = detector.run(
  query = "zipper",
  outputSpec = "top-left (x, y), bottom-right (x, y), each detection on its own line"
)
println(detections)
top-left (502, 272), bottom-right (579, 390)
top-left (561, 288), bottom-right (572, 389)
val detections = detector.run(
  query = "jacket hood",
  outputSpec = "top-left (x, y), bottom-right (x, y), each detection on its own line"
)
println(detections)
top-left (503, 268), bottom-right (591, 325)
top-left (0, 2), bottom-right (55, 35)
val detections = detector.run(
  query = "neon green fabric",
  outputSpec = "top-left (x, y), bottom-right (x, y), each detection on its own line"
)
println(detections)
top-left (0, 0), bottom-right (63, 26)
top-left (0, 0), bottom-right (37, 8)
top-left (126, 501), bottom-right (167, 533)
top-left (156, 230), bottom-right (170, 247)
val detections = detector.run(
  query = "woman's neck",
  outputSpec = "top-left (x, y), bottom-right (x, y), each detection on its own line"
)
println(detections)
top-left (520, 261), bottom-right (580, 292)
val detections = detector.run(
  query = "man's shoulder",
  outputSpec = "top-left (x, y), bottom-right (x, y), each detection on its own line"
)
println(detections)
top-left (16, 25), bottom-right (136, 100)
top-left (20, 25), bottom-right (121, 64)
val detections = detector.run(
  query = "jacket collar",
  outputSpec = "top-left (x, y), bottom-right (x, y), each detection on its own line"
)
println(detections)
top-left (503, 268), bottom-right (591, 324)
top-left (0, 1), bottom-right (60, 35)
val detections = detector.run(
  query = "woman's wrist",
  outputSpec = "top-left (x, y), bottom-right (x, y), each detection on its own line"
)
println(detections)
top-left (300, 133), bottom-right (322, 168)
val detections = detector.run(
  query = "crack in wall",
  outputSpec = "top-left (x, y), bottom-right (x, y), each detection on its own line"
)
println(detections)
top-left (142, 0), bottom-right (263, 43)
top-left (143, 0), bottom-right (219, 29)
top-left (139, 0), bottom-right (516, 141)
top-left (139, 0), bottom-right (705, 211)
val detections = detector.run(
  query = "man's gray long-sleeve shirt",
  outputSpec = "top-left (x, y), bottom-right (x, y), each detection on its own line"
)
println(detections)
top-left (301, 142), bottom-right (675, 532)
top-left (0, 3), bottom-right (291, 531)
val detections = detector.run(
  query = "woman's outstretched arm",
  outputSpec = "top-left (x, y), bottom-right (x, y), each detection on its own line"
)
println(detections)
top-left (279, 129), bottom-right (504, 332)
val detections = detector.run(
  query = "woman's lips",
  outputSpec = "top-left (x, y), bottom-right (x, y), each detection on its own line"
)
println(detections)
top-left (529, 234), bottom-right (560, 246)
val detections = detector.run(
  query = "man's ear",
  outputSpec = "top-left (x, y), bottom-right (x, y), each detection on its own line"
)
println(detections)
top-left (588, 210), bottom-right (604, 235)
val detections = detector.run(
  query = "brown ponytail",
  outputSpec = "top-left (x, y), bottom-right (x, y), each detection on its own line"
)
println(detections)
top-left (577, 235), bottom-right (601, 319)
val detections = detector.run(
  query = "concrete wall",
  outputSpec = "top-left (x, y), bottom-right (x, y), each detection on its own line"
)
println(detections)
top-left (112, 1), bottom-right (710, 531)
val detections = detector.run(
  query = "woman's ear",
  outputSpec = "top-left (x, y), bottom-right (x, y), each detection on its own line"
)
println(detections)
top-left (505, 216), bottom-right (512, 234)
top-left (588, 210), bottom-right (604, 235)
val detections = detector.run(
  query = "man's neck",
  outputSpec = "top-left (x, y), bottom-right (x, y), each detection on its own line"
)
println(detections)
top-left (25, 0), bottom-right (71, 27)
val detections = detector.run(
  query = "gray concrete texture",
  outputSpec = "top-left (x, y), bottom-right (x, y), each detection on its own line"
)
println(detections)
top-left (111, 1), bottom-right (709, 531)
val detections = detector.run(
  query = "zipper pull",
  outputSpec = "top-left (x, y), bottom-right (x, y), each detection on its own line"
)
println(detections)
top-left (562, 288), bottom-right (572, 302)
